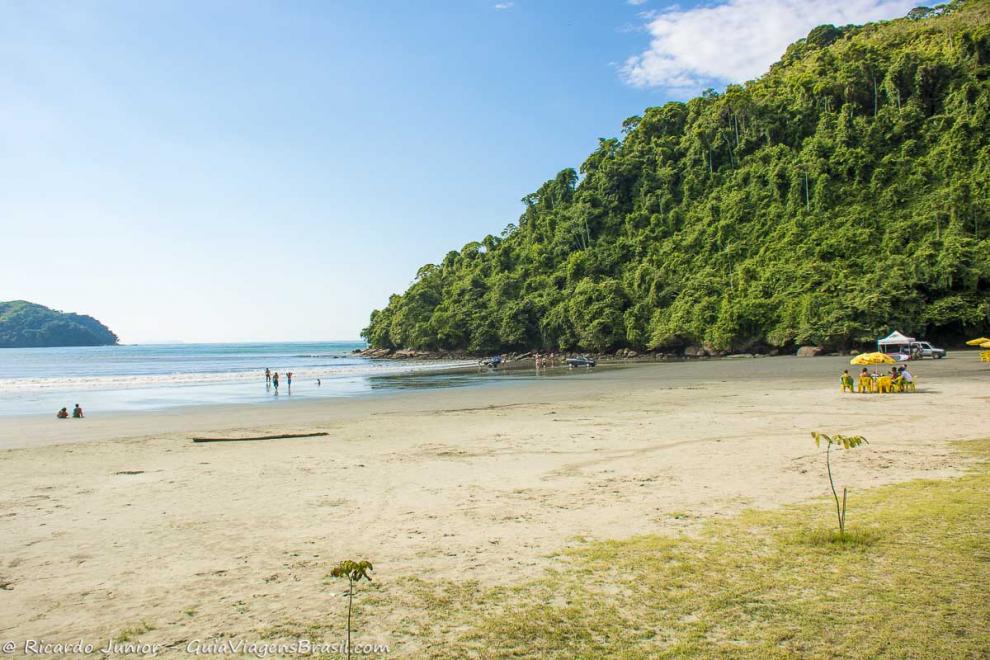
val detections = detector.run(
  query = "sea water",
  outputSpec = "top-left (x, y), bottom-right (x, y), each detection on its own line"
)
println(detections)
top-left (0, 342), bottom-right (480, 416)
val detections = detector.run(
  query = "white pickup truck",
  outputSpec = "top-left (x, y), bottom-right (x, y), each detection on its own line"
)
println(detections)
top-left (909, 341), bottom-right (947, 359)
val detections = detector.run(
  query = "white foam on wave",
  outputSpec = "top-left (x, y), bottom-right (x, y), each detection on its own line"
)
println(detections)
top-left (0, 359), bottom-right (476, 393)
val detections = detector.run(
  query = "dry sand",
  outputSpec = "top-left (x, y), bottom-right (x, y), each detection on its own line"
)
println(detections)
top-left (0, 355), bottom-right (987, 654)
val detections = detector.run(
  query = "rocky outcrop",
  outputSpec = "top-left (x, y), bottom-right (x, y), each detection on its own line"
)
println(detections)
top-left (357, 347), bottom-right (480, 360)
top-left (359, 347), bottom-right (395, 358)
top-left (392, 348), bottom-right (433, 359)
top-left (359, 344), bottom-right (817, 362)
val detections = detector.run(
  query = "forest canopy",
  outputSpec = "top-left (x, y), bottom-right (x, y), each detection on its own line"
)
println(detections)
top-left (364, 1), bottom-right (990, 354)
top-left (0, 301), bottom-right (119, 348)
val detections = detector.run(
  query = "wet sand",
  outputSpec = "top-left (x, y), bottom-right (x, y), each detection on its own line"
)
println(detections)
top-left (0, 355), bottom-right (987, 653)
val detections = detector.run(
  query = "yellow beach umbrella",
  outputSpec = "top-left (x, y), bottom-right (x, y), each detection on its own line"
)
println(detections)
top-left (850, 352), bottom-right (897, 366)
top-left (966, 337), bottom-right (990, 346)
top-left (851, 351), bottom-right (900, 385)
top-left (981, 341), bottom-right (990, 349)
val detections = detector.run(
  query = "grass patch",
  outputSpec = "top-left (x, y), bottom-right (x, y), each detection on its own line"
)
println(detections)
top-left (790, 527), bottom-right (880, 548)
top-left (391, 438), bottom-right (990, 657)
top-left (112, 620), bottom-right (155, 643)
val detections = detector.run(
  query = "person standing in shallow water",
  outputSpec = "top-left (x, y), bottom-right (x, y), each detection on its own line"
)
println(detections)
top-left (265, 368), bottom-right (271, 386)
top-left (286, 372), bottom-right (293, 391)
top-left (272, 372), bottom-right (279, 394)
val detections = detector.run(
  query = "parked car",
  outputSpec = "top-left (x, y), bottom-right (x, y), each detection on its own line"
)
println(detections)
top-left (910, 341), bottom-right (946, 359)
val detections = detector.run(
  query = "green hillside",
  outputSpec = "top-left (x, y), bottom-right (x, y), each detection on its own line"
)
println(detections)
top-left (0, 301), bottom-right (119, 348)
top-left (364, 1), bottom-right (990, 354)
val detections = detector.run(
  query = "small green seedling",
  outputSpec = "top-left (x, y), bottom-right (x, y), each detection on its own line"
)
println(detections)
top-left (329, 559), bottom-right (373, 659)
top-left (812, 432), bottom-right (869, 537)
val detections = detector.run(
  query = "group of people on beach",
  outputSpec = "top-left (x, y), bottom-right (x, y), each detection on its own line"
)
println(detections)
top-left (534, 352), bottom-right (557, 369)
top-left (56, 404), bottom-right (84, 419)
top-left (264, 368), bottom-right (293, 393)
top-left (264, 368), bottom-right (317, 393)
top-left (487, 352), bottom-right (558, 369)
top-left (841, 366), bottom-right (914, 393)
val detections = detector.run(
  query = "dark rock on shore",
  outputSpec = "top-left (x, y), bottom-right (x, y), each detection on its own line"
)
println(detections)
top-left (357, 347), bottom-right (478, 360)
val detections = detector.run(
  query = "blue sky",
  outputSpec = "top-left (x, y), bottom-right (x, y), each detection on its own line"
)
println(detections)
top-left (0, 0), bottom-right (914, 343)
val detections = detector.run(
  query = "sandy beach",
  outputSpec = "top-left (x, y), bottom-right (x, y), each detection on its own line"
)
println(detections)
top-left (1, 355), bottom-right (987, 655)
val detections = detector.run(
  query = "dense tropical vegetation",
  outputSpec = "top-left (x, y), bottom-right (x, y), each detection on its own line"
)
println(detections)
top-left (365, 1), bottom-right (990, 354)
top-left (0, 300), bottom-right (118, 348)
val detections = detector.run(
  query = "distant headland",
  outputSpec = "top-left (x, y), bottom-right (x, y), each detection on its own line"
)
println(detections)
top-left (0, 300), bottom-right (119, 348)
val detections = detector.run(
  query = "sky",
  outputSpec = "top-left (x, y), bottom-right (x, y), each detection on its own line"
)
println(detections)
top-left (0, 0), bottom-right (916, 343)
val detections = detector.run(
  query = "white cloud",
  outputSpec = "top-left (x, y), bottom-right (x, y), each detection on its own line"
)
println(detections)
top-left (621, 0), bottom-right (916, 90)
top-left (627, 0), bottom-right (648, 5)
top-left (494, 2), bottom-right (515, 9)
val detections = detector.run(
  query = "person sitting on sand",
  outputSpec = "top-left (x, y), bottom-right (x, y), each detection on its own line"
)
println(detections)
top-left (896, 366), bottom-right (912, 391)
top-left (858, 368), bottom-right (872, 393)
top-left (840, 369), bottom-right (854, 393)
top-left (891, 369), bottom-right (904, 391)
top-left (72, 404), bottom-right (84, 418)
top-left (56, 407), bottom-right (69, 419)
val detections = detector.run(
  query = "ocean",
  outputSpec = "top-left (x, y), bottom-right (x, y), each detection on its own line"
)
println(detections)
top-left (0, 342), bottom-right (481, 416)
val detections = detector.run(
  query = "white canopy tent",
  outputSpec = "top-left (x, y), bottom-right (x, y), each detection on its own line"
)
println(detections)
top-left (877, 330), bottom-right (915, 353)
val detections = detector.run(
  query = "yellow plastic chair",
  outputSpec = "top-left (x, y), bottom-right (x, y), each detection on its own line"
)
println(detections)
top-left (877, 376), bottom-right (892, 393)
top-left (841, 375), bottom-right (854, 393)
top-left (858, 376), bottom-right (872, 393)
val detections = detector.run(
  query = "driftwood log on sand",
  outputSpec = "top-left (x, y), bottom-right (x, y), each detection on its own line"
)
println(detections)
top-left (192, 432), bottom-right (329, 443)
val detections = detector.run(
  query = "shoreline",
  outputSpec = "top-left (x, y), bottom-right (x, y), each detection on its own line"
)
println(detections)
top-left (0, 360), bottom-right (640, 450)
top-left (5, 342), bottom-right (974, 421)
top-left (1, 354), bottom-right (984, 450)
